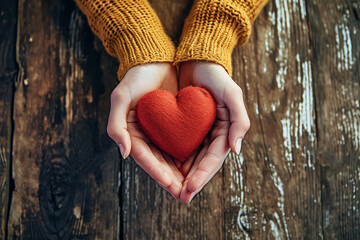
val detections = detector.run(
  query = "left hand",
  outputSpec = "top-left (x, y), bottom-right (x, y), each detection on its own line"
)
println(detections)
top-left (107, 63), bottom-right (184, 198)
top-left (177, 62), bottom-right (251, 203)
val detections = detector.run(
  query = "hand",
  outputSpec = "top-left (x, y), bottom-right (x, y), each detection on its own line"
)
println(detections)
top-left (107, 63), bottom-right (185, 198)
top-left (178, 62), bottom-right (251, 203)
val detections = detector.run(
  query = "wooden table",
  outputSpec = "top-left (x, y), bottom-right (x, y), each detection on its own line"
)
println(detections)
top-left (1, 0), bottom-right (359, 239)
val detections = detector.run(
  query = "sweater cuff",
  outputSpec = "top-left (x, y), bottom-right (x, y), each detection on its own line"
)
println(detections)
top-left (112, 27), bottom-right (175, 80)
top-left (174, 1), bottom-right (252, 76)
top-left (75, 0), bottom-right (176, 80)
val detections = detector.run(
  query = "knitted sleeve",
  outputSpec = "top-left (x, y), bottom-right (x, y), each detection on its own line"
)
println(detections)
top-left (174, 0), bottom-right (269, 76)
top-left (74, 0), bottom-right (175, 80)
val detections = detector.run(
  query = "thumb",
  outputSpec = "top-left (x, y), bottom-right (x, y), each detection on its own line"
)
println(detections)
top-left (107, 85), bottom-right (132, 158)
top-left (224, 83), bottom-right (251, 155)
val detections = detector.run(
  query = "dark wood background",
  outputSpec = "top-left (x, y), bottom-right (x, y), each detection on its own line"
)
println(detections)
top-left (0, 0), bottom-right (359, 239)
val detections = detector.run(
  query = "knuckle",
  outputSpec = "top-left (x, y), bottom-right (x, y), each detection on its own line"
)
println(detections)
top-left (237, 86), bottom-right (243, 96)
top-left (110, 88), bottom-right (128, 103)
top-left (243, 118), bottom-right (251, 131)
top-left (232, 85), bottom-right (243, 97)
top-left (110, 90), bottom-right (121, 102)
top-left (204, 151), bottom-right (221, 162)
top-left (106, 124), bottom-right (115, 138)
top-left (227, 86), bottom-right (244, 105)
top-left (107, 124), bottom-right (119, 140)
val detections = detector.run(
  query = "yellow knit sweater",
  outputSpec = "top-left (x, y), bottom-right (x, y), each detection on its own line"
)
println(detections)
top-left (75, 0), bottom-right (268, 79)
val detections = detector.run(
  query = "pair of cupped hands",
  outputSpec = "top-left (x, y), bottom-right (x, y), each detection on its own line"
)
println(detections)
top-left (107, 61), bottom-right (250, 203)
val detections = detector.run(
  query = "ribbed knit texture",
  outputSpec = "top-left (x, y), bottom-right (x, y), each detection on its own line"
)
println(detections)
top-left (74, 0), bottom-right (175, 80)
top-left (174, 0), bottom-right (269, 76)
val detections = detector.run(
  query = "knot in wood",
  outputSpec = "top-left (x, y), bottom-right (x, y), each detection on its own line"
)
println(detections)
top-left (39, 156), bottom-right (75, 237)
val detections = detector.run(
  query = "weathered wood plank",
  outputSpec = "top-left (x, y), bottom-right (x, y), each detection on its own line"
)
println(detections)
top-left (121, 161), bottom-right (224, 239)
top-left (5, 0), bottom-right (359, 239)
top-left (225, 0), bottom-right (322, 239)
top-left (8, 0), bottom-right (120, 239)
top-left (122, 0), bottom-right (360, 239)
top-left (309, 0), bottom-right (360, 239)
top-left (0, 0), bottom-right (17, 238)
top-left (121, 1), bottom-right (225, 239)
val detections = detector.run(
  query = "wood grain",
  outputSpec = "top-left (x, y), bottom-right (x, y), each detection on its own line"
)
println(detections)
top-left (1, 0), bottom-right (359, 239)
top-left (224, 0), bottom-right (359, 239)
top-left (226, 0), bottom-right (322, 238)
top-left (8, 0), bottom-right (120, 239)
top-left (0, 0), bottom-right (17, 238)
top-left (309, 0), bottom-right (360, 239)
top-left (121, 1), bottom-right (225, 239)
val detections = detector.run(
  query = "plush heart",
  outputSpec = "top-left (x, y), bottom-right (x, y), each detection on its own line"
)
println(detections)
top-left (136, 86), bottom-right (216, 162)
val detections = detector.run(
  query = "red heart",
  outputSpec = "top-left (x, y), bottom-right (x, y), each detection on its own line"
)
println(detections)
top-left (136, 86), bottom-right (216, 162)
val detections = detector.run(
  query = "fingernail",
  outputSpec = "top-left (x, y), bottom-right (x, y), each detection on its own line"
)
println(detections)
top-left (235, 138), bottom-right (242, 155)
top-left (118, 144), bottom-right (125, 158)
top-left (188, 194), bottom-right (196, 204)
top-left (158, 182), bottom-right (177, 199)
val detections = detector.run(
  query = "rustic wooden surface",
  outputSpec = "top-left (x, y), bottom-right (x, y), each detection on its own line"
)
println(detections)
top-left (0, 1), bottom-right (17, 239)
top-left (0, 0), bottom-right (359, 239)
top-left (7, 0), bottom-right (120, 239)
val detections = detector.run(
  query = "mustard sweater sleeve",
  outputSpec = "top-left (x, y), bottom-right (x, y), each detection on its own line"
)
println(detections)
top-left (74, 0), bottom-right (175, 80)
top-left (175, 0), bottom-right (269, 76)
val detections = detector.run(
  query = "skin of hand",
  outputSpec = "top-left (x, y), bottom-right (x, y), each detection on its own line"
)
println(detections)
top-left (107, 63), bottom-right (185, 198)
top-left (178, 61), bottom-right (251, 204)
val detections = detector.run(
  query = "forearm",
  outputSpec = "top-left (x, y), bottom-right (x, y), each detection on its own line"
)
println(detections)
top-left (175, 0), bottom-right (269, 76)
top-left (74, 0), bottom-right (175, 79)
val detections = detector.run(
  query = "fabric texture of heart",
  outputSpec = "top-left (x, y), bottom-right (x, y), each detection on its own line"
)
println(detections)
top-left (136, 86), bottom-right (216, 162)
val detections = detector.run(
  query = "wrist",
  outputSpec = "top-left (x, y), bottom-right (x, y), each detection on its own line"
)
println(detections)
top-left (179, 61), bottom-right (232, 92)
top-left (123, 63), bottom-right (173, 80)
top-left (174, 1), bottom-right (252, 77)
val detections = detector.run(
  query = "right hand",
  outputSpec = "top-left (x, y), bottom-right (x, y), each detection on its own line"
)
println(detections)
top-left (177, 62), bottom-right (251, 203)
top-left (107, 63), bottom-right (184, 198)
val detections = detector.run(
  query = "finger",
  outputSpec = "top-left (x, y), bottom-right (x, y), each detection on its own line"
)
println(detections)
top-left (131, 136), bottom-right (182, 198)
top-left (180, 135), bottom-right (230, 203)
top-left (150, 145), bottom-right (184, 183)
top-left (131, 136), bottom-right (172, 186)
top-left (107, 85), bottom-right (132, 158)
top-left (224, 83), bottom-right (251, 155)
top-left (173, 159), bottom-right (183, 169)
top-left (179, 157), bottom-right (195, 177)
top-left (163, 154), bottom-right (185, 183)
top-left (178, 145), bottom-right (208, 204)
top-left (179, 150), bottom-right (197, 177)
top-left (182, 143), bottom-right (209, 179)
